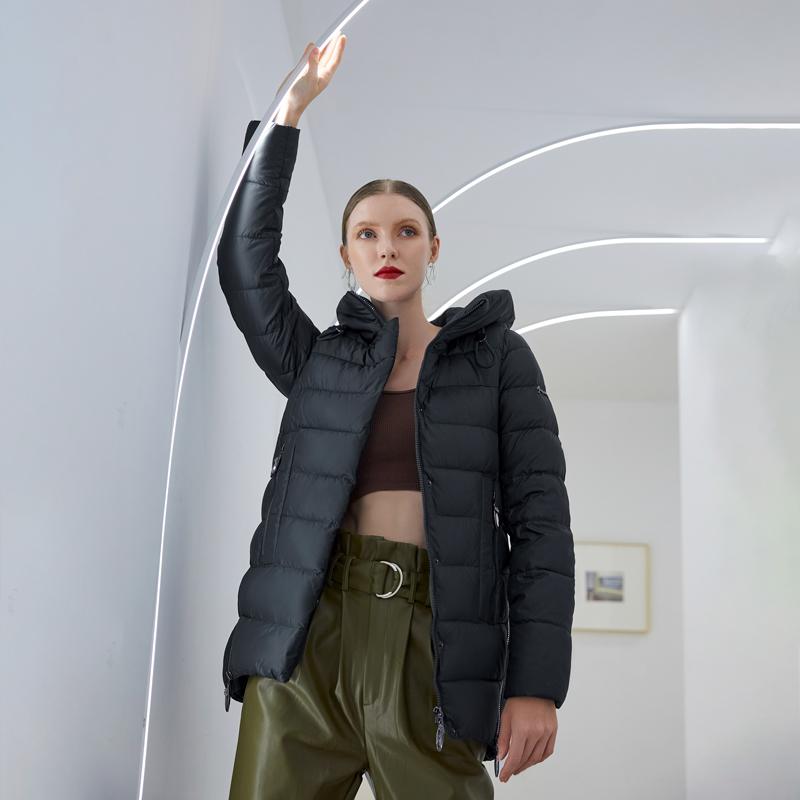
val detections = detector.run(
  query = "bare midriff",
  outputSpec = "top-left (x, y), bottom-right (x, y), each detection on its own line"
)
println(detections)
top-left (340, 489), bottom-right (427, 550)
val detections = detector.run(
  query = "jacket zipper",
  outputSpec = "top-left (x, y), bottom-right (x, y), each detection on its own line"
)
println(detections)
top-left (415, 380), bottom-right (445, 751)
top-left (419, 299), bottom-right (488, 752)
top-left (354, 289), bottom-right (491, 752)
top-left (494, 598), bottom-right (511, 775)
top-left (492, 485), bottom-right (511, 775)
top-left (224, 438), bottom-right (286, 710)
top-left (351, 291), bottom-right (381, 321)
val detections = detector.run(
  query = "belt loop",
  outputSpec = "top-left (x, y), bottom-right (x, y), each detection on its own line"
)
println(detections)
top-left (407, 569), bottom-right (417, 604)
top-left (342, 554), bottom-right (355, 592)
top-left (326, 551), bottom-right (339, 585)
top-left (418, 547), bottom-right (427, 574)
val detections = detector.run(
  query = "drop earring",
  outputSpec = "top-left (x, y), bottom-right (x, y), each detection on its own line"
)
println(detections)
top-left (345, 267), bottom-right (357, 292)
top-left (425, 261), bottom-right (437, 286)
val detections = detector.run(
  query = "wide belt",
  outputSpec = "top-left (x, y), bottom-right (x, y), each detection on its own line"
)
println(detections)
top-left (326, 550), bottom-right (431, 607)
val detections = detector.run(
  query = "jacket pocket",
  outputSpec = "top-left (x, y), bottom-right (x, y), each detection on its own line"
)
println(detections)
top-left (257, 434), bottom-right (290, 563)
top-left (478, 474), bottom-right (498, 622)
top-left (267, 432), bottom-right (297, 562)
top-left (493, 477), bottom-right (510, 622)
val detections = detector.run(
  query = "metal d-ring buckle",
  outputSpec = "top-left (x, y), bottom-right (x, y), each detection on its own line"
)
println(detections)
top-left (375, 560), bottom-right (404, 598)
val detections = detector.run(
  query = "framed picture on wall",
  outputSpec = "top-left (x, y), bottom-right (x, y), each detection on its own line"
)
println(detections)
top-left (571, 541), bottom-right (650, 633)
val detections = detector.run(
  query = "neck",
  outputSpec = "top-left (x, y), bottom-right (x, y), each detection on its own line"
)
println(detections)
top-left (369, 294), bottom-right (438, 358)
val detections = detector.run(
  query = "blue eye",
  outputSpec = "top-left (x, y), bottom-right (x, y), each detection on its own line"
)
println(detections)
top-left (357, 226), bottom-right (416, 239)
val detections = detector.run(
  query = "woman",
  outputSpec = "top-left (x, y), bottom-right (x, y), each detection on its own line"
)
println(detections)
top-left (218, 35), bottom-right (575, 799)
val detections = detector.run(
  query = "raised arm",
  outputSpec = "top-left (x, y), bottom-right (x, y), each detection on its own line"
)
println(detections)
top-left (498, 327), bottom-right (575, 707)
top-left (216, 119), bottom-right (319, 398)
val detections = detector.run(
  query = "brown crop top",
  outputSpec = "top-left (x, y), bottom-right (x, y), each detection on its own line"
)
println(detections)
top-left (349, 388), bottom-right (420, 500)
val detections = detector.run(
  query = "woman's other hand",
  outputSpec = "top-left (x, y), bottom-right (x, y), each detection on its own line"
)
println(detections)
top-left (274, 34), bottom-right (347, 120)
top-left (496, 696), bottom-right (558, 782)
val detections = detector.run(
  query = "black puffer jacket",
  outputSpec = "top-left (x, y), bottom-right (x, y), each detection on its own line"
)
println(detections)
top-left (217, 120), bottom-right (575, 768)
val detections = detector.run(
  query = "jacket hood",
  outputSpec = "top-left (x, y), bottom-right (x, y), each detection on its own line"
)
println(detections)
top-left (334, 288), bottom-right (516, 343)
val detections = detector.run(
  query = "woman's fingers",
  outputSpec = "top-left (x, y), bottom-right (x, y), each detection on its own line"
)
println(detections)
top-left (317, 34), bottom-right (346, 84)
top-left (320, 33), bottom-right (346, 69)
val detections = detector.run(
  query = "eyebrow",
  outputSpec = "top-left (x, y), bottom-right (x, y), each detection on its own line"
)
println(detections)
top-left (352, 218), bottom-right (421, 228)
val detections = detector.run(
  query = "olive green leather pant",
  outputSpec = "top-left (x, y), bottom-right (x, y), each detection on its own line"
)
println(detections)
top-left (228, 527), bottom-right (494, 799)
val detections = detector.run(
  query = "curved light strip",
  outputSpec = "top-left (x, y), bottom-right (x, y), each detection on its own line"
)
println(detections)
top-left (517, 307), bottom-right (679, 334)
top-left (137, 2), bottom-right (371, 797)
top-left (431, 121), bottom-right (800, 212)
top-left (424, 235), bottom-right (769, 321)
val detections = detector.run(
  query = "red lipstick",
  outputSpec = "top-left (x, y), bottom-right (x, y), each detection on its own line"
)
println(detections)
top-left (375, 265), bottom-right (404, 279)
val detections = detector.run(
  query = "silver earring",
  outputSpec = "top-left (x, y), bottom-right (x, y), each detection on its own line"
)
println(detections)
top-left (425, 261), bottom-right (436, 286)
top-left (345, 267), bottom-right (357, 292)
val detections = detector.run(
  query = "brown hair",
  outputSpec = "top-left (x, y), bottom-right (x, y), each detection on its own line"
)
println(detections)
top-left (341, 180), bottom-right (436, 246)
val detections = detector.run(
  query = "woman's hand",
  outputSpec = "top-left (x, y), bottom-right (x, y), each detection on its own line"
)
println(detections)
top-left (274, 34), bottom-right (347, 118)
top-left (496, 696), bottom-right (558, 782)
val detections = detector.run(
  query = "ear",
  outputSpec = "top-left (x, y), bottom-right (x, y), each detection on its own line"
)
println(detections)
top-left (430, 234), bottom-right (441, 262)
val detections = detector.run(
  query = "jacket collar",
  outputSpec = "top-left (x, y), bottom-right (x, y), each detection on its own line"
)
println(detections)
top-left (335, 288), bottom-right (515, 344)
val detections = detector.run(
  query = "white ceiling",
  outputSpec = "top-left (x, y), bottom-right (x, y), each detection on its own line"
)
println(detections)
top-left (278, 0), bottom-right (800, 402)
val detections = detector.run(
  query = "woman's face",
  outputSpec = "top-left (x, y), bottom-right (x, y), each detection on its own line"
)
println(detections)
top-left (340, 193), bottom-right (439, 302)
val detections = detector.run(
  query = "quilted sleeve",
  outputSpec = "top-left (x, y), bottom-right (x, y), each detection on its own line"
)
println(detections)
top-left (216, 120), bottom-right (320, 398)
top-left (498, 327), bottom-right (575, 707)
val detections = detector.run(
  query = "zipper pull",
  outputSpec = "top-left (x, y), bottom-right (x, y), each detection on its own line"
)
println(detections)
top-left (492, 487), bottom-right (500, 528)
top-left (270, 441), bottom-right (286, 477)
top-left (433, 705), bottom-right (444, 751)
top-left (224, 671), bottom-right (232, 712)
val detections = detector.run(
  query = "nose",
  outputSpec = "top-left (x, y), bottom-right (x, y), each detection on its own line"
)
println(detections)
top-left (380, 239), bottom-right (397, 258)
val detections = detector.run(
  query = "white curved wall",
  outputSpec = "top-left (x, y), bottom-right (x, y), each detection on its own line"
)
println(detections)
top-left (679, 264), bottom-right (800, 798)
